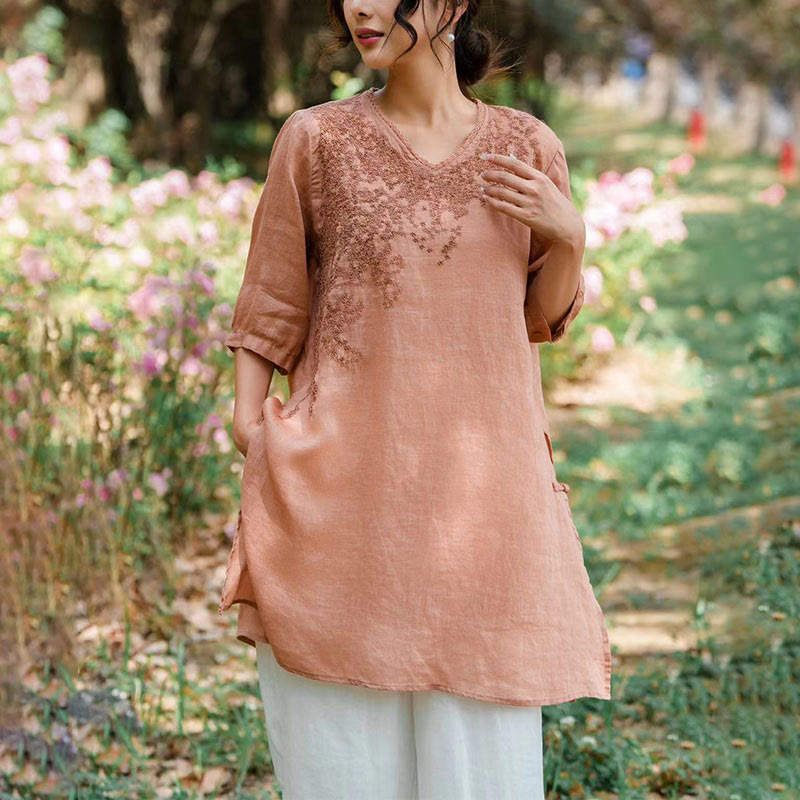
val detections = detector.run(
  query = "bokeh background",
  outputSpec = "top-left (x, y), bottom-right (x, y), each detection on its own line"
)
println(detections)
top-left (1, 1), bottom-right (798, 797)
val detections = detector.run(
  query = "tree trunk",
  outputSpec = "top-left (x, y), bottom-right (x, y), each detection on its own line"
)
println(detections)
top-left (116, 0), bottom-right (179, 161)
top-left (661, 54), bottom-right (679, 123)
top-left (752, 82), bottom-right (770, 153)
top-left (261, 0), bottom-right (293, 116)
top-left (61, 10), bottom-right (107, 130)
top-left (789, 82), bottom-right (800, 152)
top-left (700, 54), bottom-right (718, 128)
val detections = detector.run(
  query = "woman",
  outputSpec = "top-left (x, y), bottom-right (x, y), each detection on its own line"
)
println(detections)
top-left (219, 0), bottom-right (611, 797)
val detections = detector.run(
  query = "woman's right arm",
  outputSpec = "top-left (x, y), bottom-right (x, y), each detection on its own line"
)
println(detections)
top-left (225, 109), bottom-right (317, 455)
top-left (231, 348), bottom-right (275, 457)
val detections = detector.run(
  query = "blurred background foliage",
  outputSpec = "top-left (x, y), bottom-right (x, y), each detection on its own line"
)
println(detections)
top-left (2, 0), bottom-right (799, 172)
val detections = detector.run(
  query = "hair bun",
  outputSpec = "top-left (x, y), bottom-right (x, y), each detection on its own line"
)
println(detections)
top-left (453, 17), bottom-right (492, 87)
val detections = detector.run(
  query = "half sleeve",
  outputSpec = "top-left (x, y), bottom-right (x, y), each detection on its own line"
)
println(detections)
top-left (224, 109), bottom-right (317, 375)
top-left (524, 140), bottom-right (585, 344)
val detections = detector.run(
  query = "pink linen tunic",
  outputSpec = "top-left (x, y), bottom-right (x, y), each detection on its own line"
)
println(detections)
top-left (218, 86), bottom-right (612, 707)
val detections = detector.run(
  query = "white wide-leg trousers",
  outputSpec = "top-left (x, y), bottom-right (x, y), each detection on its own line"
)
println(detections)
top-left (255, 641), bottom-right (546, 800)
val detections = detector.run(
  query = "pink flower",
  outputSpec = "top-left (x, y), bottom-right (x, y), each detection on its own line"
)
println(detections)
top-left (598, 170), bottom-right (622, 185)
top-left (195, 171), bottom-right (222, 193)
top-left (115, 219), bottom-right (141, 249)
top-left (86, 157), bottom-right (113, 182)
top-left (44, 164), bottom-right (72, 186)
top-left (7, 54), bottom-right (51, 112)
top-left (128, 282), bottom-right (165, 321)
top-left (162, 169), bottom-right (191, 198)
top-left (29, 110), bottom-right (69, 139)
top-left (155, 214), bottom-right (195, 246)
top-left (198, 221), bottom-right (219, 244)
top-left (48, 187), bottom-right (78, 214)
top-left (217, 183), bottom-right (248, 217)
top-left (87, 308), bottom-right (112, 332)
top-left (0, 192), bottom-right (19, 219)
top-left (213, 427), bottom-right (232, 452)
top-left (129, 177), bottom-right (169, 214)
top-left (6, 216), bottom-right (30, 238)
top-left (584, 224), bottom-right (606, 250)
top-left (139, 349), bottom-right (169, 376)
top-left (756, 183), bottom-right (786, 207)
top-left (73, 212), bottom-right (93, 233)
top-left (590, 326), bottom-right (616, 353)
top-left (94, 224), bottom-right (114, 246)
top-left (633, 201), bottom-right (688, 246)
top-left (192, 340), bottom-right (212, 359)
top-left (148, 471), bottom-right (170, 497)
top-left (628, 268), bottom-right (647, 292)
top-left (129, 246), bottom-right (153, 268)
top-left (179, 356), bottom-right (202, 376)
top-left (19, 245), bottom-right (58, 285)
top-left (666, 152), bottom-right (695, 176)
top-left (106, 469), bottom-right (128, 490)
top-left (639, 295), bottom-right (657, 313)
top-left (43, 135), bottom-right (70, 165)
top-left (582, 265), bottom-right (603, 305)
top-left (191, 269), bottom-right (214, 294)
top-left (132, 487), bottom-right (144, 501)
top-left (583, 202), bottom-right (626, 240)
top-left (0, 116), bottom-right (23, 145)
top-left (102, 249), bottom-right (124, 269)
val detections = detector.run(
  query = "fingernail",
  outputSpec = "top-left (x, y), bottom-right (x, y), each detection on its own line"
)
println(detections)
top-left (479, 153), bottom-right (489, 160)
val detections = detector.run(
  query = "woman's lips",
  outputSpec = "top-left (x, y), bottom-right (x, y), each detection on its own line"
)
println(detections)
top-left (357, 33), bottom-right (383, 45)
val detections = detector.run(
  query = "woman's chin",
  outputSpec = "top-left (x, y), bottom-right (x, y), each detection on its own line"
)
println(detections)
top-left (358, 51), bottom-right (392, 70)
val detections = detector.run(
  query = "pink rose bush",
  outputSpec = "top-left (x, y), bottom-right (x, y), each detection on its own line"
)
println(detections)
top-left (572, 160), bottom-right (692, 357)
top-left (0, 54), bottom-right (264, 586)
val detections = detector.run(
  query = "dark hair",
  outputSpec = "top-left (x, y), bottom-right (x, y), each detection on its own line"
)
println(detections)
top-left (322, 0), bottom-right (515, 97)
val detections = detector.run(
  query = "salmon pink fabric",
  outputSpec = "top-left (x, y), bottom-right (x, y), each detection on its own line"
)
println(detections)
top-left (218, 87), bottom-right (611, 707)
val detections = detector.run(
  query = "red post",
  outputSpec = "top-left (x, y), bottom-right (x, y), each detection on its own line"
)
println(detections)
top-left (778, 138), bottom-right (797, 182)
top-left (688, 108), bottom-right (706, 151)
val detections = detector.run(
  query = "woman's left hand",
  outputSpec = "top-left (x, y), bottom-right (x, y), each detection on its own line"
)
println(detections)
top-left (478, 153), bottom-right (584, 246)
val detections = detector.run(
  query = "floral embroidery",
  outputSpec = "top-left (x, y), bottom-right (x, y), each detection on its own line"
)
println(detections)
top-left (286, 91), bottom-right (543, 417)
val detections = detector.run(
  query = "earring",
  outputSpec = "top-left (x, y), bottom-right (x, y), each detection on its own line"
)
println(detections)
top-left (447, 31), bottom-right (455, 42)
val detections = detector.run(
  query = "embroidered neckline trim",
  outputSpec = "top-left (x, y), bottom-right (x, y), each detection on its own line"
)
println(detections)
top-left (363, 86), bottom-right (488, 172)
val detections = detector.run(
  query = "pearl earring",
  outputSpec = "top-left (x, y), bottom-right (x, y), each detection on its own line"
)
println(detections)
top-left (447, 31), bottom-right (455, 42)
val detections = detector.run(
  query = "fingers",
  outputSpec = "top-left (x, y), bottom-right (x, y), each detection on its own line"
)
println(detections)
top-left (481, 180), bottom-right (527, 208)
top-left (479, 168), bottom-right (532, 197)
top-left (479, 151), bottom-right (539, 180)
top-left (481, 192), bottom-right (529, 224)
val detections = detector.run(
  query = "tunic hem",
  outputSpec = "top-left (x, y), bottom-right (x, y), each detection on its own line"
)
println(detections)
top-left (228, 605), bottom-right (612, 708)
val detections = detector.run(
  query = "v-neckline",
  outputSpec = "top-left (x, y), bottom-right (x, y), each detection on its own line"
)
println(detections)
top-left (363, 86), bottom-right (488, 172)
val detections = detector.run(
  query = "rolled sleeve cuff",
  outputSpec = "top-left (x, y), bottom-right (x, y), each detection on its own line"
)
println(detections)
top-left (224, 329), bottom-right (304, 376)
top-left (525, 270), bottom-right (585, 344)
